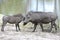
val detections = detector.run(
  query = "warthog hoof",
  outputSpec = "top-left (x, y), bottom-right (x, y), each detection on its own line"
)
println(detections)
top-left (32, 30), bottom-right (35, 32)
top-left (16, 29), bottom-right (21, 32)
top-left (16, 29), bottom-right (18, 32)
top-left (41, 29), bottom-right (51, 32)
top-left (42, 30), bottom-right (44, 32)
top-left (1, 29), bottom-right (4, 32)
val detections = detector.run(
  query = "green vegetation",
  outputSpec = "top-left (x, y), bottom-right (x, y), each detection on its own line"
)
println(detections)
top-left (0, 0), bottom-right (27, 15)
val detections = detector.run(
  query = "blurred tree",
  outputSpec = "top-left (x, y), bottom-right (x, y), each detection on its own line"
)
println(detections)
top-left (25, 0), bottom-right (31, 13)
top-left (36, 0), bottom-right (38, 11)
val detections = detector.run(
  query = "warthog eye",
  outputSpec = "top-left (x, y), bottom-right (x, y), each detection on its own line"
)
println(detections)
top-left (27, 17), bottom-right (30, 19)
top-left (26, 15), bottom-right (30, 19)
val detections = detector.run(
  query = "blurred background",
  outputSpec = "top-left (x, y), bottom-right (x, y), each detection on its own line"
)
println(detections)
top-left (0, 0), bottom-right (60, 27)
top-left (0, 0), bottom-right (60, 40)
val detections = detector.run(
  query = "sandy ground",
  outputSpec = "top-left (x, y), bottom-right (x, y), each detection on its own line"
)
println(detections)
top-left (0, 24), bottom-right (60, 40)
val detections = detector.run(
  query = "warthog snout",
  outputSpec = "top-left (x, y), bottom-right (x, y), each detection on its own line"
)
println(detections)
top-left (23, 22), bottom-right (27, 25)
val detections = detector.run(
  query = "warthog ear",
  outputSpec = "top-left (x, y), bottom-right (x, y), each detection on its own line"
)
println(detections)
top-left (28, 11), bottom-right (32, 15)
top-left (23, 17), bottom-right (25, 21)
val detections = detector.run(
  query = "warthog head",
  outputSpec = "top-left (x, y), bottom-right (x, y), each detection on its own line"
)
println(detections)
top-left (23, 12), bottom-right (32, 25)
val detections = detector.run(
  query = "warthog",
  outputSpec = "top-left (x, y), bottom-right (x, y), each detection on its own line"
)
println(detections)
top-left (23, 11), bottom-right (58, 32)
top-left (1, 14), bottom-right (24, 31)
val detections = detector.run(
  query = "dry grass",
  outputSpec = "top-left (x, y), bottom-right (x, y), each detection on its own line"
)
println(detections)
top-left (0, 25), bottom-right (60, 40)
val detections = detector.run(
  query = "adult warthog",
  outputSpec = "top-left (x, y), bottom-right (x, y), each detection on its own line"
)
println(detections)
top-left (23, 11), bottom-right (58, 32)
top-left (1, 14), bottom-right (24, 31)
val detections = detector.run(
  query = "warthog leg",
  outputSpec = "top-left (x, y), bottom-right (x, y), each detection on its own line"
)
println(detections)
top-left (15, 24), bottom-right (18, 31)
top-left (49, 21), bottom-right (57, 32)
top-left (53, 22), bottom-right (57, 32)
top-left (1, 22), bottom-right (7, 31)
top-left (17, 24), bottom-right (20, 31)
top-left (40, 23), bottom-right (44, 32)
top-left (15, 23), bottom-right (20, 32)
top-left (48, 21), bottom-right (53, 32)
top-left (32, 23), bottom-right (37, 32)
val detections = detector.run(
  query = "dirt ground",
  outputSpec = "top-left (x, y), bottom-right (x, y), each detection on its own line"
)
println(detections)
top-left (0, 25), bottom-right (60, 40)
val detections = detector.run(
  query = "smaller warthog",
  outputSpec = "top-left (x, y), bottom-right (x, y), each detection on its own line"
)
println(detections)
top-left (1, 14), bottom-right (24, 31)
top-left (23, 11), bottom-right (58, 32)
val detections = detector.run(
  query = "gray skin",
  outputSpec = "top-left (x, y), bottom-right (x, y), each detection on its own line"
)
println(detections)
top-left (1, 14), bottom-right (24, 32)
top-left (23, 11), bottom-right (58, 32)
